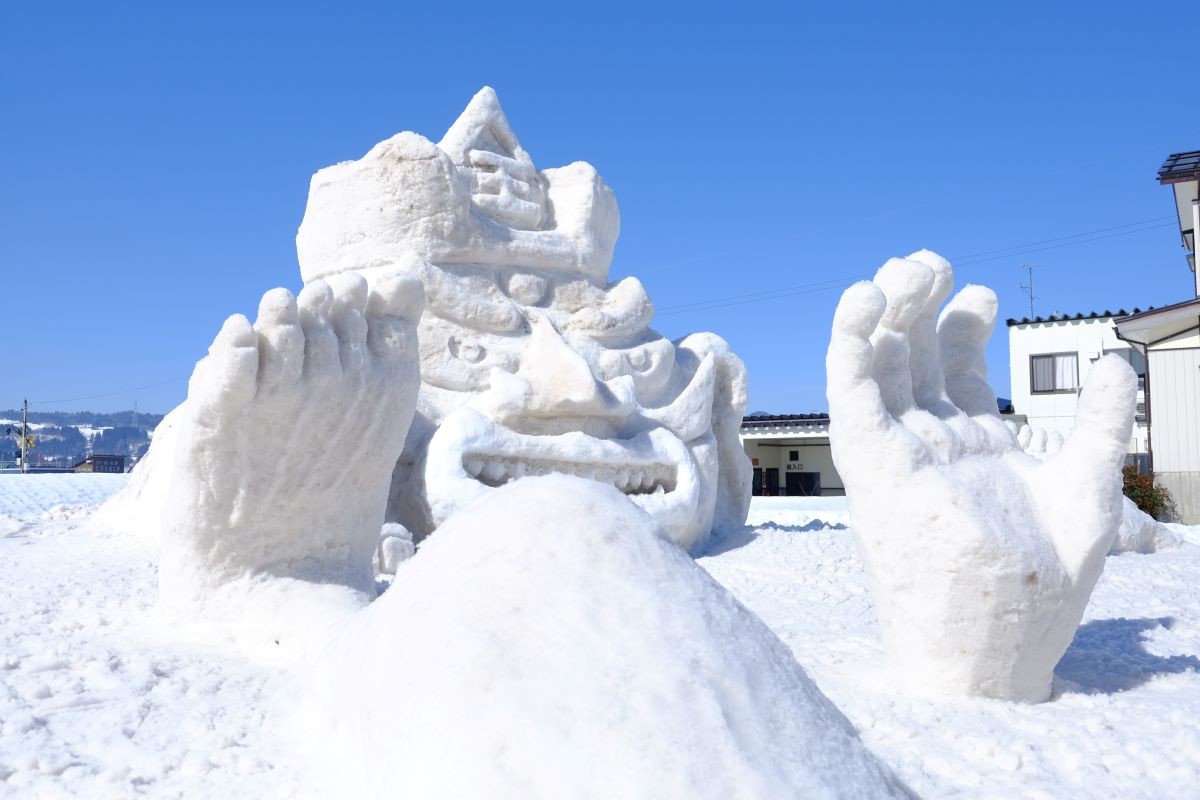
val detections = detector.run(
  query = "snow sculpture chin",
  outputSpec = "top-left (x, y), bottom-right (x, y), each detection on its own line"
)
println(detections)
top-left (296, 87), bottom-right (751, 553)
top-left (827, 251), bottom-right (1137, 703)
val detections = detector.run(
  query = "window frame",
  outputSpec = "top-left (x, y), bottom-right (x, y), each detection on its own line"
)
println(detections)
top-left (1029, 351), bottom-right (1080, 395)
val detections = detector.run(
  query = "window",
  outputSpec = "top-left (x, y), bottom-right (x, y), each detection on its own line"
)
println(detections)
top-left (789, 450), bottom-right (799, 461)
top-left (1030, 353), bottom-right (1078, 393)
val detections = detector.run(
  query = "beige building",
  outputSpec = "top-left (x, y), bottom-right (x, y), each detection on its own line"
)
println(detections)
top-left (740, 414), bottom-right (841, 497)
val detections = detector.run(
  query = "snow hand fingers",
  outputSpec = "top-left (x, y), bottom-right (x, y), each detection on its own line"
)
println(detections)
top-left (870, 258), bottom-right (934, 417)
top-left (937, 284), bottom-right (1000, 418)
top-left (904, 249), bottom-right (955, 409)
top-left (826, 281), bottom-right (892, 436)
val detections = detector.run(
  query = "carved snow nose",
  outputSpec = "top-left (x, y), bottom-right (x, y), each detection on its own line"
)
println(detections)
top-left (517, 313), bottom-right (610, 417)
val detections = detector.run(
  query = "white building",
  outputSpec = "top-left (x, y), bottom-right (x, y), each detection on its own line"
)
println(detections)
top-left (1003, 150), bottom-right (1200, 522)
top-left (1006, 311), bottom-right (1149, 464)
top-left (738, 402), bottom-right (1021, 498)
top-left (740, 415), bottom-right (841, 497)
top-left (1115, 299), bottom-right (1200, 523)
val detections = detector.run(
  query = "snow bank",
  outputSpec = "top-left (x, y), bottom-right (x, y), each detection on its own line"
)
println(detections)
top-left (1111, 496), bottom-right (1182, 554)
top-left (306, 476), bottom-right (905, 799)
top-left (0, 474), bottom-right (126, 536)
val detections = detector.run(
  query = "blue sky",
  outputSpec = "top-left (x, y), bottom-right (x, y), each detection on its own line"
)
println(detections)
top-left (3, 2), bottom-right (1197, 415)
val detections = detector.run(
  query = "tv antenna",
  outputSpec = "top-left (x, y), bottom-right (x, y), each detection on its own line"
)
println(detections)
top-left (1020, 264), bottom-right (1038, 317)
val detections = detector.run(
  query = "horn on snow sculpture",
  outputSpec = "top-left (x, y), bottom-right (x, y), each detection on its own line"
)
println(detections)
top-left (826, 250), bottom-right (1137, 702)
top-left (108, 88), bottom-right (751, 620)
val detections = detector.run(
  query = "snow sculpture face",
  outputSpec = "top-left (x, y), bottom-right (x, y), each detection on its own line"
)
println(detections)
top-left (296, 88), bottom-right (750, 552)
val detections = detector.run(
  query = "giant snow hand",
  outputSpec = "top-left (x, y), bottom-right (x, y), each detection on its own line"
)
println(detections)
top-left (826, 251), bottom-right (1136, 702)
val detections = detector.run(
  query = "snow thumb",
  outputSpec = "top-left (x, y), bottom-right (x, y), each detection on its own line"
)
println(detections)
top-left (1045, 355), bottom-right (1137, 575)
top-left (1053, 355), bottom-right (1137, 475)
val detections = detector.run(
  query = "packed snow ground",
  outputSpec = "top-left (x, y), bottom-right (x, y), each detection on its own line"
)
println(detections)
top-left (3, 477), bottom-right (1199, 798)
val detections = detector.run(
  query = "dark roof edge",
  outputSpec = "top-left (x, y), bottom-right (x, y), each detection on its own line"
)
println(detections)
top-left (1115, 296), bottom-right (1200, 323)
top-left (1005, 308), bottom-right (1144, 326)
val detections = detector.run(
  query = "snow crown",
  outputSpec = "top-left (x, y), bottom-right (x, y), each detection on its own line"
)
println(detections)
top-left (296, 87), bottom-right (621, 285)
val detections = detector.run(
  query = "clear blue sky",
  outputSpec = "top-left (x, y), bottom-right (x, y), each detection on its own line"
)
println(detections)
top-left (4, 2), bottom-right (1197, 415)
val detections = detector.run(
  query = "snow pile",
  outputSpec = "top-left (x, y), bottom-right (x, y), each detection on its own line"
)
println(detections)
top-left (827, 251), bottom-right (1137, 701)
top-left (1112, 496), bottom-right (1181, 554)
top-left (305, 476), bottom-right (906, 799)
top-left (0, 474), bottom-right (127, 521)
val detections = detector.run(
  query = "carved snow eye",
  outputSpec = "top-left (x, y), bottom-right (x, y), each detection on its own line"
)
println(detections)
top-left (503, 273), bottom-right (549, 307)
top-left (627, 348), bottom-right (652, 372)
top-left (448, 336), bottom-right (485, 363)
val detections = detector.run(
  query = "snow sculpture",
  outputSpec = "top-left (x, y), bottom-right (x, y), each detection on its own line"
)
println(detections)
top-left (295, 87), bottom-right (750, 553)
top-left (1014, 423), bottom-right (1181, 555)
top-left (306, 476), bottom-right (907, 798)
top-left (101, 87), bottom-right (749, 623)
top-left (157, 274), bottom-right (424, 617)
top-left (827, 250), bottom-right (1137, 702)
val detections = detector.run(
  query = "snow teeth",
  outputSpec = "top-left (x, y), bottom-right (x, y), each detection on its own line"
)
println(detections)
top-left (462, 454), bottom-right (675, 495)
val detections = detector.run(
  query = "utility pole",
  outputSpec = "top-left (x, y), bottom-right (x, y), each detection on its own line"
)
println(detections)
top-left (1020, 264), bottom-right (1037, 318)
top-left (20, 399), bottom-right (28, 474)
top-left (132, 400), bottom-right (138, 432)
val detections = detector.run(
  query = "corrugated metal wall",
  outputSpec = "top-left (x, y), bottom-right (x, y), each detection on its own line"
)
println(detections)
top-left (1149, 347), bottom-right (1200, 472)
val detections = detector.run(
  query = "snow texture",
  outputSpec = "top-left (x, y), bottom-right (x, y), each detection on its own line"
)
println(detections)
top-left (827, 250), bottom-right (1138, 702)
top-left (5, 481), bottom-right (1200, 797)
top-left (304, 476), bottom-right (906, 799)
top-left (140, 272), bottom-right (422, 635)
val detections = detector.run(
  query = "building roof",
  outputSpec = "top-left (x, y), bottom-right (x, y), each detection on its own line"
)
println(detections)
top-left (1114, 296), bottom-right (1200, 345)
top-left (1006, 308), bottom-right (1151, 327)
top-left (740, 401), bottom-right (1014, 430)
top-left (741, 413), bottom-right (829, 430)
top-left (1158, 150), bottom-right (1200, 185)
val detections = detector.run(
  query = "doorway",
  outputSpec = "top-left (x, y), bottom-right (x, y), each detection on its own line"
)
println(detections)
top-left (785, 471), bottom-right (821, 497)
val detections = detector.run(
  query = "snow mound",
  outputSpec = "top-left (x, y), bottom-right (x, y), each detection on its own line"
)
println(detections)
top-left (1111, 496), bottom-right (1182, 554)
top-left (0, 473), bottom-right (127, 530)
top-left (306, 475), bottom-right (905, 799)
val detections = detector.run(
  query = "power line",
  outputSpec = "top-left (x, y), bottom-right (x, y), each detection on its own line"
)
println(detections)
top-left (947, 215), bottom-right (1172, 261)
top-left (656, 217), bottom-right (1175, 317)
top-left (20, 214), bottom-right (1180, 399)
top-left (30, 376), bottom-right (188, 407)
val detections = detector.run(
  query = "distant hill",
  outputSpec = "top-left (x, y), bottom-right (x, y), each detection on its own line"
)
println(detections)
top-left (0, 409), bottom-right (164, 469)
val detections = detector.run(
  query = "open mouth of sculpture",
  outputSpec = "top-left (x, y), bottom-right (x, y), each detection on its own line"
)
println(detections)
top-left (423, 408), bottom-right (703, 537)
top-left (460, 452), bottom-right (677, 495)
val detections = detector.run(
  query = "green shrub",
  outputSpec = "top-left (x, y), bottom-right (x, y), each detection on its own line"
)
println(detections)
top-left (1122, 466), bottom-right (1175, 521)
